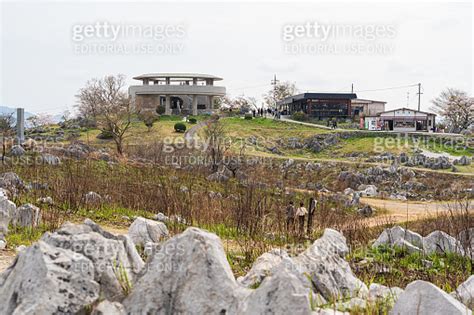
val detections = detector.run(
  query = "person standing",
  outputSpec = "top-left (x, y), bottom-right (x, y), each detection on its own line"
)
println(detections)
top-left (285, 201), bottom-right (295, 233)
top-left (295, 202), bottom-right (308, 237)
top-left (307, 197), bottom-right (317, 235)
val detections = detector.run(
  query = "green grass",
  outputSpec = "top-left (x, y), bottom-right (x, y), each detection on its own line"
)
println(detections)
top-left (6, 225), bottom-right (50, 248)
top-left (349, 245), bottom-right (472, 291)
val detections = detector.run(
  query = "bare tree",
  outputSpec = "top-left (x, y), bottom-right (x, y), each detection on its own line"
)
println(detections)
top-left (76, 74), bottom-right (134, 155)
top-left (0, 113), bottom-right (16, 163)
top-left (431, 88), bottom-right (474, 133)
top-left (203, 119), bottom-right (231, 172)
top-left (263, 81), bottom-right (298, 109)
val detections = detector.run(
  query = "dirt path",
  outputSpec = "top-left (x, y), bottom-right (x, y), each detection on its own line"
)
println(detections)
top-left (361, 197), bottom-right (473, 225)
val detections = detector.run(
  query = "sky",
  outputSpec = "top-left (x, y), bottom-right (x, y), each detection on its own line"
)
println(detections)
top-left (0, 0), bottom-right (472, 115)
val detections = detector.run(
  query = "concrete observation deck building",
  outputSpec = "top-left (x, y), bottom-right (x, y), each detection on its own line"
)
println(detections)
top-left (129, 73), bottom-right (226, 115)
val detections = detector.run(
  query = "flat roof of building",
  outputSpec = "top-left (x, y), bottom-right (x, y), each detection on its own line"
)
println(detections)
top-left (352, 98), bottom-right (387, 104)
top-left (380, 107), bottom-right (436, 116)
top-left (133, 73), bottom-right (223, 81)
top-left (279, 92), bottom-right (357, 105)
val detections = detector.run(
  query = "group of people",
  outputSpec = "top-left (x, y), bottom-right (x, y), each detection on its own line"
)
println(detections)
top-left (285, 197), bottom-right (317, 237)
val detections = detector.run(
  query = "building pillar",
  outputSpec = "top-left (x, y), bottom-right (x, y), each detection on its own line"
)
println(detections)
top-left (208, 95), bottom-right (214, 111)
top-left (16, 108), bottom-right (24, 144)
top-left (165, 77), bottom-right (170, 85)
top-left (193, 78), bottom-right (197, 85)
top-left (192, 95), bottom-right (198, 116)
top-left (165, 95), bottom-right (171, 115)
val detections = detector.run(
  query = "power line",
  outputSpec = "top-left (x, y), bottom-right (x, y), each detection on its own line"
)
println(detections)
top-left (354, 83), bottom-right (419, 93)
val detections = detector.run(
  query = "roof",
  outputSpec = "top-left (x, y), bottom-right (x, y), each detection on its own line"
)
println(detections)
top-left (279, 92), bottom-right (357, 105)
top-left (352, 98), bottom-right (387, 104)
top-left (380, 107), bottom-right (436, 116)
top-left (133, 73), bottom-right (223, 81)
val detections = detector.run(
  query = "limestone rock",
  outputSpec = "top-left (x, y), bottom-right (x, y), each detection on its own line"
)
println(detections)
top-left (92, 300), bottom-right (126, 315)
top-left (37, 196), bottom-right (53, 205)
top-left (390, 280), bottom-right (469, 315)
top-left (13, 203), bottom-right (41, 228)
top-left (372, 226), bottom-right (423, 249)
top-left (41, 220), bottom-right (144, 301)
top-left (128, 216), bottom-right (169, 247)
top-left (293, 229), bottom-right (368, 300)
top-left (360, 185), bottom-right (378, 197)
top-left (458, 228), bottom-right (474, 259)
top-left (238, 248), bottom-right (289, 288)
top-left (240, 258), bottom-right (316, 314)
top-left (0, 241), bottom-right (100, 314)
top-left (423, 230), bottom-right (464, 255)
top-left (452, 275), bottom-right (474, 309)
top-left (0, 197), bottom-right (16, 234)
top-left (368, 283), bottom-right (403, 303)
top-left (206, 172), bottom-right (230, 182)
top-left (123, 227), bottom-right (247, 314)
top-left (10, 145), bottom-right (25, 157)
top-left (0, 238), bottom-right (6, 250)
top-left (84, 191), bottom-right (103, 204)
top-left (393, 238), bottom-right (423, 254)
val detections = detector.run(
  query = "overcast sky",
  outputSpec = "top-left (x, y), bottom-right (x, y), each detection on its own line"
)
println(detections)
top-left (0, 1), bottom-right (472, 114)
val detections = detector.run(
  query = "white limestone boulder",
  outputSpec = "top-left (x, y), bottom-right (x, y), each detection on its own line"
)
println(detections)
top-left (92, 300), bottom-right (126, 315)
top-left (41, 219), bottom-right (144, 301)
top-left (240, 258), bottom-right (318, 314)
top-left (368, 283), bottom-right (403, 303)
top-left (13, 203), bottom-right (41, 228)
top-left (451, 275), bottom-right (474, 309)
top-left (372, 225), bottom-right (423, 249)
top-left (390, 280), bottom-right (470, 315)
top-left (84, 191), bottom-right (102, 204)
top-left (423, 230), bottom-right (464, 255)
top-left (392, 238), bottom-right (423, 254)
top-left (238, 248), bottom-right (289, 288)
top-left (123, 227), bottom-right (248, 314)
top-left (128, 216), bottom-right (169, 247)
top-left (458, 228), bottom-right (474, 259)
top-left (0, 197), bottom-right (16, 234)
top-left (0, 241), bottom-right (100, 314)
top-left (294, 229), bottom-right (368, 300)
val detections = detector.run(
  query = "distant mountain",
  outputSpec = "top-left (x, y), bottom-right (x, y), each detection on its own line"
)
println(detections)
top-left (0, 106), bottom-right (35, 120)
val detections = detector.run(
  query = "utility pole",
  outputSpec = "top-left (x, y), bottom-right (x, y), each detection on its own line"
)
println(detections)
top-left (406, 92), bottom-right (410, 107)
top-left (271, 74), bottom-right (279, 110)
top-left (351, 83), bottom-right (354, 93)
top-left (416, 83), bottom-right (422, 111)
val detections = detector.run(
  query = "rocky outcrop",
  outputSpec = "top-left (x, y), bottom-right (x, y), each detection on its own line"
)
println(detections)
top-left (423, 230), bottom-right (464, 255)
top-left (390, 280), bottom-right (469, 315)
top-left (41, 219), bottom-right (144, 301)
top-left (238, 248), bottom-right (289, 288)
top-left (372, 226), bottom-right (423, 249)
top-left (451, 275), bottom-right (474, 309)
top-left (239, 258), bottom-right (317, 314)
top-left (0, 197), bottom-right (16, 235)
top-left (84, 191), bottom-right (103, 205)
top-left (0, 241), bottom-right (100, 314)
top-left (294, 229), bottom-right (368, 300)
top-left (128, 216), bottom-right (169, 247)
top-left (92, 300), bottom-right (126, 315)
top-left (123, 227), bottom-right (247, 314)
top-left (368, 283), bottom-right (403, 304)
top-left (13, 203), bottom-right (41, 228)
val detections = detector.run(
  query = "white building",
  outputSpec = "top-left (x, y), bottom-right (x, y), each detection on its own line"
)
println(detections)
top-left (129, 73), bottom-right (226, 116)
top-left (365, 107), bottom-right (436, 132)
